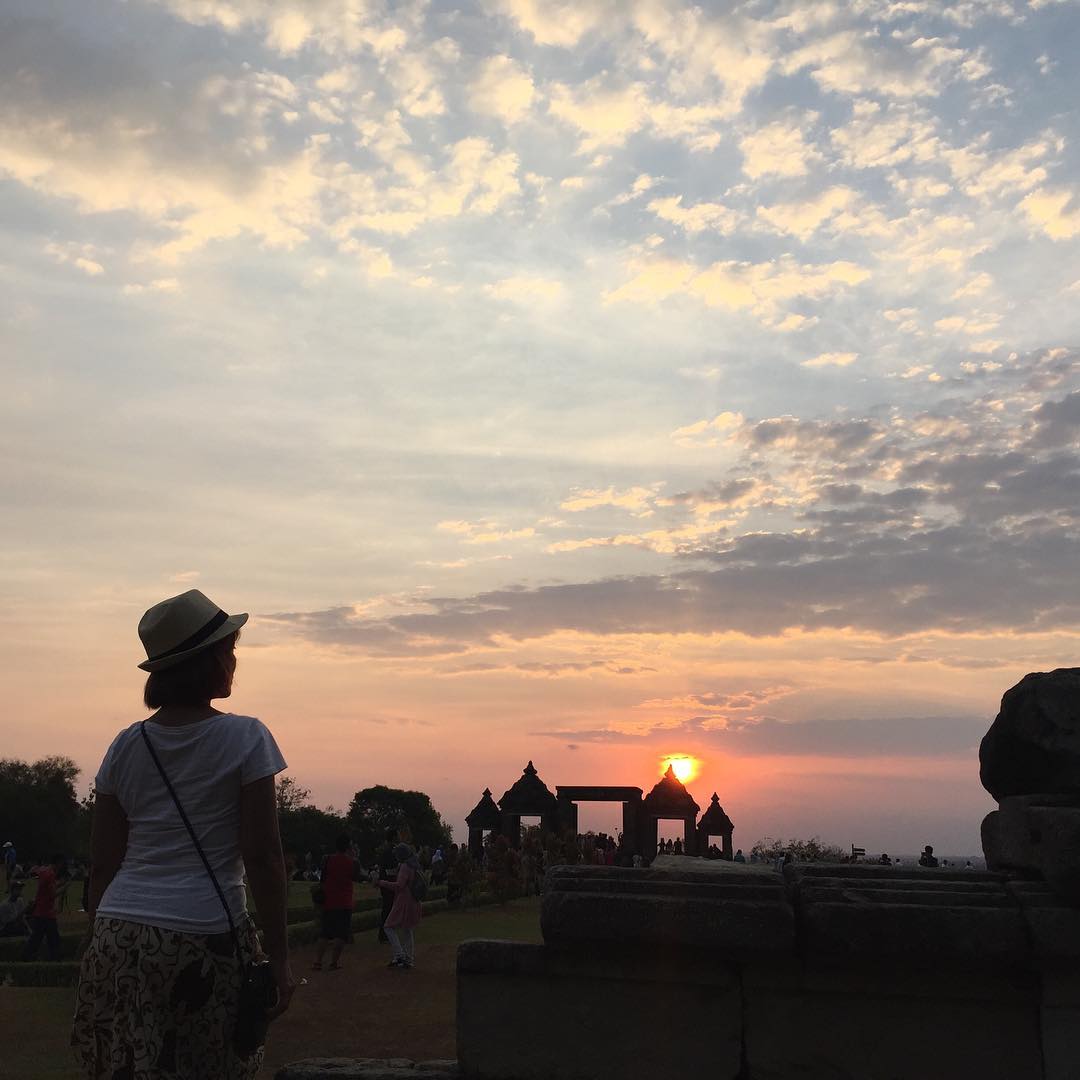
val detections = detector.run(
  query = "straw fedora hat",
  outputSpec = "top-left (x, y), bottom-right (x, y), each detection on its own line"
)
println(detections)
top-left (138, 589), bottom-right (248, 672)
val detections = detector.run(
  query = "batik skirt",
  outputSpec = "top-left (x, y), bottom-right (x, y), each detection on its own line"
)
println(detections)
top-left (71, 916), bottom-right (265, 1080)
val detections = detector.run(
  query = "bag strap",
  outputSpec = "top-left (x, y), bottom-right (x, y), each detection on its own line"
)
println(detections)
top-left (139, 721), bottom-right (243, 961)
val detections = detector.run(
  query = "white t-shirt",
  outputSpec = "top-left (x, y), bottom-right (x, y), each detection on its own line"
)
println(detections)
top-left (95, 713), bottom-right (287, 934)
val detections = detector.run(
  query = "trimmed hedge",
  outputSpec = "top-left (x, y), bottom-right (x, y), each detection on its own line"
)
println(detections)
top-left (0, 932), bottom-right (82, 963)
top-left (285, 885), bottom-right (447, 926)
top-left (0, 961), bottom-right (80, 987)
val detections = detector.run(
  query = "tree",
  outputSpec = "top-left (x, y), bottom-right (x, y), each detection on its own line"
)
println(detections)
top-left (346, 785), bottom-right (452, 860)
top-left (278, 805), bottom-right (349, 873)
top-left (0, 756), bottom-right (82, 861)
top-left (275, 775), bottom-right (311, 814)
top-left (750, 836), bottom-right (846, 863)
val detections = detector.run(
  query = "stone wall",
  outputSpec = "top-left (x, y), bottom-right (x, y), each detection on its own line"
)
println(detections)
top-left (456, 857), bottom-right (1080, 1080)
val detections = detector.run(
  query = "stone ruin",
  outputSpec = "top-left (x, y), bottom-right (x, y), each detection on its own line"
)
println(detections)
top-left (464, 760), bottom-right (733, 861)
top-left (278, 668), bottom-right (1080, 1080)
top-left (980, 667), bottom-right (1080, 902)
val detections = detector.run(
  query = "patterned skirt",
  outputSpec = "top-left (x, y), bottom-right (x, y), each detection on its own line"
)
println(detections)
top-left (71, 916), bottom-right (265, 1080)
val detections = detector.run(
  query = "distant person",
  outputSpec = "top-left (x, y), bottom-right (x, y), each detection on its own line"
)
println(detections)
top-left (632, 853), bottom-right (643, 868)
top-left (22, 855), bottom-right (67, 960)
top-left (72, 589), bottom-right (294, 1080)
top-left (372, 843), bottom-right (423, 969)
top-left (733, 849), bottom-right (745, 863)
top-left (879, 854), bottom-right (891, 865)
top-left (313, 834), bottom-right (356, 972)
top-left (964, 860), bottom-right (975, 870)
top-left (2, 842), bottom-right (16, 886)
top-left (672, 838), bottom-right (683, 856)
top-left (430, 847), bottom-right (446, 886)
top-left (376, 827), bottom-right (399, 944)
top-left (0, 880), bottom-right (29, 937)
top-left (919, 845), bottom-right (939, 868)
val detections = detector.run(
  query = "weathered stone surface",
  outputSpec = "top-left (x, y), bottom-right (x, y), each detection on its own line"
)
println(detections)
top-left (457, 940), bottom-right (741, 1080)
top-left (744, 982), bottom-right (1042, 1080)
top-left (980, 667), bottom-right (1080, 800)
top-left (984, 797), bottom-right (1080, 902)
top-left (1008, 880), bottom-right (1080, 965)
top-left (541, 860), bottom-right (793, 955)
top-left (275, 1060), bottom-right (458, 1080)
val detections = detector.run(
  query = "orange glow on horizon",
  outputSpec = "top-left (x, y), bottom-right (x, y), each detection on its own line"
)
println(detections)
top-left (661, 755), bottom-right (699, 785)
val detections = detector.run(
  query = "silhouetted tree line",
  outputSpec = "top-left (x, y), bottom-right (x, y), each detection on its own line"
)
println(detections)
top-left (751, 836), bottom-right (846, 863)
top-left (276, 775), bottom-right (454, 871)
top-left (0, 758), bottom-right (453, 873)
top-left (0, 756), bottom-right (90, 861)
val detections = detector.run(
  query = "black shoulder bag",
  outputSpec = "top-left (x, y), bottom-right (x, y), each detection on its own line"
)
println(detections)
top-left (140, 721), bottom-right (278, 1059)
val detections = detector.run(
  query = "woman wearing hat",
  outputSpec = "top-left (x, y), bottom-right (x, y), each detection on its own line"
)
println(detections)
top-left (72, 590), bottom-right (294, 1080)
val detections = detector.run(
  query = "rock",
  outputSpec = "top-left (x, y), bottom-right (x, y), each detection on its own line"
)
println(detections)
top-left (980, 668), bottom-right (1080, 801)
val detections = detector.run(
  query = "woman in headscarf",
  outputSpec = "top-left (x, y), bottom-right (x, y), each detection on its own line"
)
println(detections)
top-left (73, 589), bottom-right (294, 1079)
top-left (372, 842), bottom-right (423, 969)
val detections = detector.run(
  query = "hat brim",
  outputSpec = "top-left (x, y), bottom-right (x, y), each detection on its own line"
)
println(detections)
top-left (138, 612), bottom-right (249, 672)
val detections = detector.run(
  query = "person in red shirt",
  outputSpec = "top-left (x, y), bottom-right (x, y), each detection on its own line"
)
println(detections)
top-left (22, 854), bottom-right (67, 960)
top-left (312, 835), bottom-right (356, 971)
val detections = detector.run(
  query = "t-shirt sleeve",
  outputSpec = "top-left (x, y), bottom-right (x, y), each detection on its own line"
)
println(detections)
top-left (240, 719), bottom-right (288, 785)
top-left (94, 731), bottom-right (126, 796)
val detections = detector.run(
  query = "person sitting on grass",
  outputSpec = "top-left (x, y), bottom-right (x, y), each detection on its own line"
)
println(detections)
top-left (312, 833), bottom-right (357, 972)
top-left (0, 880), bottom-right (29, 937)
top-left (371, 843), bottom-right (423, 970)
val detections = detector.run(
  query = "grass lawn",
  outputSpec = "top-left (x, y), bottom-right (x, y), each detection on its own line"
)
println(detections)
top-left (0, 897), bottom-right (542, 1079)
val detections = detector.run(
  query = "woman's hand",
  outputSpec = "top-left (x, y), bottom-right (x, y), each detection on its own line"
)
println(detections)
top-left (268, 961), bottom-right (296, 1020)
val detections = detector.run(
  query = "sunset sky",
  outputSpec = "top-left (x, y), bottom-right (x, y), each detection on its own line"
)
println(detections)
top-left (3, 0), bottom-right (1079, 855)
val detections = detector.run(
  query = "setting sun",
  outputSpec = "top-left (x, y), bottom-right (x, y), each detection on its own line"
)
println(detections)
top-left (661, 755), bottom-right (700, 785)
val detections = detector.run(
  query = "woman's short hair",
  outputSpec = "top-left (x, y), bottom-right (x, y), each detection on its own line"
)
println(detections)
top-left (143, 632), bottom-right (239, 708)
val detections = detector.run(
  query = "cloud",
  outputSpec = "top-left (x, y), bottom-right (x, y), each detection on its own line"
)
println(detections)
top-left (437, 519), bottom-right (536, 545)
top-left (739, 120), bottom-right (821, 178)
top-left (802, 351), bottom-right (858, 369)
top-left (671, 411), bottom-right (745, 448)
top-left (560, 486), bottom-right (659, 514)
top-left (783, 29), bottom-right (989, 98)
top-left (122, 278), bottom-right (181, 295)
top-left (1020, 187), bottom-right (1080, 239)
top-left (468, 55), bottom-right (536, 123)
top-left (604, 256), bottom-right (870, 323)
top-left (44, 241), bottom-right (105, 276)
top-left (533, 710), bottom-right (990, 758)
top-left (483, 276), bottom-right (565, 303)
top-left (495, 0), bottom-right (615, 47)
top-left (647, 195), bottom-right (739, 234)
top-left (756, 186), bottom-right (860, 241)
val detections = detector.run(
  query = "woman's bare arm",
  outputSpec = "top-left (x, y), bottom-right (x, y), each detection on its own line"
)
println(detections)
top-left (88, 794), bottom-right (128, 918)
top-left (239, 775), bottom-right (294, 1018)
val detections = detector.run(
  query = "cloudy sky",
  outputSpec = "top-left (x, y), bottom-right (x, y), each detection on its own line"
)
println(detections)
top-left (3, 0), bottom-right (1079, 854)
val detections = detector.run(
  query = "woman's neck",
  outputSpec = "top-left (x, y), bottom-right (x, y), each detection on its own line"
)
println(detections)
top-left (149, 704), bottom-right (224, 727)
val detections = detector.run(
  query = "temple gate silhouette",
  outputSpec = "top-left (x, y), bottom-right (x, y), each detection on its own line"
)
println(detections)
top-left (466, 760), bottom-right (734, 861)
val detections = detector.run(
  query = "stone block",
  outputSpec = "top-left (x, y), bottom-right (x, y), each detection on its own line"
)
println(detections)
top-left (274, 1060), bottom-right (458, 1080)
top-left (1041, 1005), bottom-right (1080, 1080)
top-left (985, 798), bottom-right (1080, 902)
top-left (457, 939), bottom-right (741, 1080)
top-left (788, 865), bottom-right (1031, 964)
top-left (541, 862), bottom-right (793, 956)
top-left (744, 982), bottom-right (1043, 1080)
